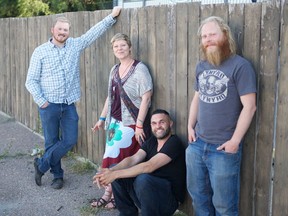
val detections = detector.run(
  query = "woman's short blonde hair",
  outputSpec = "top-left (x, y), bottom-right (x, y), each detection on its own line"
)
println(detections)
top-left (110, 33), bottom-right (132, 48)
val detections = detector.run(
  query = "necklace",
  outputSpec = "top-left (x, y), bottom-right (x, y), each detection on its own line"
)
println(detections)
top-left (119, 59), bottom-right (134, 79)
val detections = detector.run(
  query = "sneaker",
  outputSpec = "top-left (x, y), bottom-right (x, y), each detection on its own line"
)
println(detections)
top-left (33, 158), bottom-right (44, 186)
top-left (51, 178), bottom-right (64, 189)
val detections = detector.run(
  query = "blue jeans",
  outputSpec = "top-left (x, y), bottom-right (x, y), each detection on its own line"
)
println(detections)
top-left (38, 103), bottom-right (78, 179)
top-left (186, 138), bottom-right (242, 216)
top-left (111, 174), bottom-right (178, 216)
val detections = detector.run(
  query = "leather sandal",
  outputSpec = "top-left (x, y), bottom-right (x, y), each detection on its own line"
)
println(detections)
top-left (91, 185), bottom-right (112, 208)
top-left (91, 197), bottom-right (108, 208)
top-left (104, 198), bottom-right (116, 209)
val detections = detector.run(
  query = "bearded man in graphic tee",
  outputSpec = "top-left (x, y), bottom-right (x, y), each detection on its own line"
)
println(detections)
top-left (186, 16), bottom-right (257, 216)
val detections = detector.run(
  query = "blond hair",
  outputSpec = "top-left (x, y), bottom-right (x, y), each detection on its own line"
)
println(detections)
top-left (52, 16), bottom-right (71, 29)
top-left (110, 33), bottom-right (132, 48)
top-left (198, 16), bottom-right (236, 55)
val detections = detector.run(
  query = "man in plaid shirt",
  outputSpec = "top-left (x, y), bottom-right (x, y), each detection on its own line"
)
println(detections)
top-left (25, 6), bottom-right (121, 189)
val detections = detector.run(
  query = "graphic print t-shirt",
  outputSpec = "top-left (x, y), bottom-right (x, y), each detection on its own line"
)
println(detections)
top-left (194, 55), bottom-right (257, 144)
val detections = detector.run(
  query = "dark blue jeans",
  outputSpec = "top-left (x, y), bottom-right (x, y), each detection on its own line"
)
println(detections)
top-left (112, 174), bottom-right (178, 216)
top-left (38, 103), bottom-right (78, 179)
top-left (186, 138), bottom-right (242, 216)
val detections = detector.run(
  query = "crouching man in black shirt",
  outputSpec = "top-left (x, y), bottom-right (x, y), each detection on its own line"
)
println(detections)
top-left (93, 109), bottom-right (186, 216)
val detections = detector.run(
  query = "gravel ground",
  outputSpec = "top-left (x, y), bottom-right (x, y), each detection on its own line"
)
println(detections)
top-left (0, 111), bottom-right (119, 216)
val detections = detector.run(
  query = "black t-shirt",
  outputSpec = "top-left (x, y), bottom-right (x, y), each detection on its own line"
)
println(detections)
top-left (141, 135), bottom-right (186, 203)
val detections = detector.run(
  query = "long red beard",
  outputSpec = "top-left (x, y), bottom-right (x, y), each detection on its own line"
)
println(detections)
top-left (202, 39), bottom-right (231, 66)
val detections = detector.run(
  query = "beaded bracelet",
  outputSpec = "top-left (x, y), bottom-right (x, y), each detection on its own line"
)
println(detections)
top-left (135, 125), bottom-right (143, 129)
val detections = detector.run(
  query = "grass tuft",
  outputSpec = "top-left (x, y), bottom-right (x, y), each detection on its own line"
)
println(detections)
top-left (79, 205), bottom-right (101, 216)
top-left (0, 142), bottom-right (12, 159)
top-left (69, 159), bottom-right (96, 174)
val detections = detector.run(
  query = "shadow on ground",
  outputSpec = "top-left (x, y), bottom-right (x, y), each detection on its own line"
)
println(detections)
top-left (0, 111), bottom-right (119, 216)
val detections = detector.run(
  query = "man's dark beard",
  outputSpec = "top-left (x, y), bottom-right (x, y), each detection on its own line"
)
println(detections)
top-left (202, 39), bottom-right (231, 66)
top-left (152, 127), bottom-right (171, 140)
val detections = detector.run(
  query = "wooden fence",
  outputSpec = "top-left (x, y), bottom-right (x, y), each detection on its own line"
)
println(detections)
top-left (1, 1), bottom-right (288, 215)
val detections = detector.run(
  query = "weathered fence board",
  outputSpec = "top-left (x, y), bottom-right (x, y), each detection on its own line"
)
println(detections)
top-left (240, 3), bottom-right (262, 216)
top-left (27, 16), bottom-right (43, 132)
top-left (184, 4), bottom-right (201, 214)
top-left (187, 2), bottom-right (201, 107)
top-left (82, 11), bottom-right (91, 159)
top-left (154, 5), bottom-right (170, 111)
top-left (255, 4), bottom-right (280, 216)
top-left (146, 6), bottom-right (157, 110)
top-left (0, 19), bottom-right (9, 116)
top-left (0, 3), bottom-right (286, 215)
top-left (176, 2), bottom-right (195, 210)
top-left (229, 4), bottom-right (245, 56)
top-left (82, 11), bottom-right (93, 161)
top-left (175, 3), bottom-right (189, 142)
top-left (9, 19), bottom-right (17, 121)
top-left (138, 7), bottom-right (149, 65)
top-left (273, 1), bottom-right (288, 216)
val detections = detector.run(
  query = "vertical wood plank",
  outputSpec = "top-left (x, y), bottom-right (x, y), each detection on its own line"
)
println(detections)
top-left (187, 2), bottom-right (201, 113)
top-left (91, 11), bottom-right (103, 164)
top-left (23, 17), bottom-right (31, 126)
top-left (167, 5), bottom-right (177, 121)
top-left (14, 19), bottom-right (20, 121)
top-left (9, 19), bottom-right (17, 117)
top-left (0, 19), bottom-right (10, 114)
top-left (27, 17), bottom-right (40, 132)
top-left (254, 4), bottom-right (280, 216)
top-left (240, 3), bottom-right (262, 216)
top-left (82, 11), bottom-right (91, 159)
top-left (17, 18), bottom-right (28, 124)
top-left (146, 6), bottom-right (157, 112)
top-left (154, 5), bottom-right (169, 110)
top-left (137, 6), bottom-right (153, 128)
top-left (176, 3), bottom-right (198, 215)
top-left (201, 3), bottom-right (228, 21)
top-left (138, 7), bottom-right (149, 64)
top-left (130, 8), bottom-right (140, 60)
top-left (241, 3), bottom-right (262, 216)
top-left (89, 11), bottom-right (99, 163)
top-left (273, 1), bottom-right (288, 215)
top-left (228, 4), bottom-right (244, 56)
top-left (175, 3), bottom-right (189, 142)
top-left (185, 4), bottom-right (201, 214)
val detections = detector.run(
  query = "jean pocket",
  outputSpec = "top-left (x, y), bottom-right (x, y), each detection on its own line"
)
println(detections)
top-left (218, 148), bottom-right (238, 155)
top-left (39, 102), bottom-right (51, 110)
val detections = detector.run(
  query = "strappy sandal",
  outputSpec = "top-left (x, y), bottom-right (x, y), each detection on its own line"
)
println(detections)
top-left (104, 198), bottom-right (116, 209)
top-left (91, 184), bottom-right (112, 208)
top-left (91, 197), bottom-right (108, 208)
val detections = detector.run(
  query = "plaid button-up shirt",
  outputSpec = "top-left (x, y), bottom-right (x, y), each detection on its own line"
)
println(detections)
top-left (26, 15), bottom-right (116, 107)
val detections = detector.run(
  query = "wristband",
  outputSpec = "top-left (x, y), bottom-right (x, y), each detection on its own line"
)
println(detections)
top-left (99, 117), bottom-right (106, 121)
top-left (135, 125), bottom-right (143, 129)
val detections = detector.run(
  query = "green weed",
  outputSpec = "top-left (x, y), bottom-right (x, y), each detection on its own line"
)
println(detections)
top-left (79, 205), bottom-right (101, 216)
top-left (0, 143), bottom-right (12, 159)
top-left (69, 159), bottom-right (96, 174)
